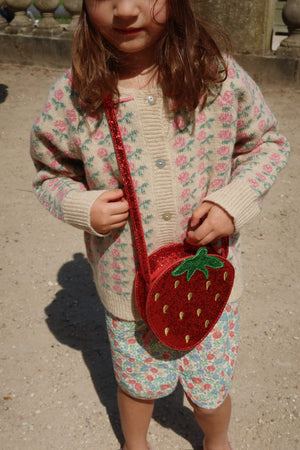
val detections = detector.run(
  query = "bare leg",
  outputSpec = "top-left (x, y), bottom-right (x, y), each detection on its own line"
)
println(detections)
top-left (187, 394), bottom-right (232, 450)
top-left (118, 386), bottom-right (154, 450)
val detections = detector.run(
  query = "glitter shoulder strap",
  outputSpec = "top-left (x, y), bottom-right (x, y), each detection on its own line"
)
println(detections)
top-left (104, 96), bottom-right (152, 287)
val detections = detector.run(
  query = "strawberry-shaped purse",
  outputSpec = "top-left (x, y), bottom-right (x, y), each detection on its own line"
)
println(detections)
top-left (104, 97), bottom-right (235, 351)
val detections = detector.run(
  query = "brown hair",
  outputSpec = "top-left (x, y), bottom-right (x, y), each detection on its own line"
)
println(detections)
top-left (72, 0), bottom-right (231, 115)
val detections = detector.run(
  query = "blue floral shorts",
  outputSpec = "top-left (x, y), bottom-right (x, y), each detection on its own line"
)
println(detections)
top-left (105, 302), bottom-right (239, 409)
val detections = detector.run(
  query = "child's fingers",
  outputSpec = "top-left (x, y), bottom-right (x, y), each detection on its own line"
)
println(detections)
top-left (97, 190), bottom-right (129, 215)
top-left (187, 216), bottom-right (216, 244)
top-left (187, 229), bottom-right (218, 246)
top-left (100, 189), bottom-right (125, 203)
top-left (187, 202), bottom-right (234, 245)
top-left (109, 211), bottom-right (129, 224)
top-left (109, 200), bottom-right (129, 215)
top-left (99, 189), bottom-right (130, 211)
top-left (109, 218), bottom-right (129, 231)
top-left (90, 190), bottom-right (129, 234)
top-left (91, 210), bottom-right (129, 235)
top-left (189, 202), bottom-right (212, 228)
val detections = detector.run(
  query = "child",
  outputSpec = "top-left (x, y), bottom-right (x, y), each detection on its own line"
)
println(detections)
top-left (30, 1), bottom-right (290, 449)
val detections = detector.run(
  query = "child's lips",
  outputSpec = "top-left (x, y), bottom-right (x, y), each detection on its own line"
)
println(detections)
top-left (114, 27), bottom-right (143, 36)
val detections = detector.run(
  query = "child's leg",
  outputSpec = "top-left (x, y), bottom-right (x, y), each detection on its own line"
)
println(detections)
top-left (179, 302), bottom-right (239, 449)
top-left (105, 312), bottom-right (178, 448)
top-left (187, 394), bottom-right (232, 450)
top-left (118, 386), bottom-right (154, 450)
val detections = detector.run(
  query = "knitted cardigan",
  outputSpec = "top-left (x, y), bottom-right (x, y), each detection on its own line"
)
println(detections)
top-left (30, 58), bottom-right (290, 321)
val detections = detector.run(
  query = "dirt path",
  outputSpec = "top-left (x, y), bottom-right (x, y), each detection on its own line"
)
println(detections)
top-left (0, 63), bottom-right (299, 449)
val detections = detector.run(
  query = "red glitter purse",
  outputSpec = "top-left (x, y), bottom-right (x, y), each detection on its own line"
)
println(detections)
top-left (104, 97), bottom-right (235, 351)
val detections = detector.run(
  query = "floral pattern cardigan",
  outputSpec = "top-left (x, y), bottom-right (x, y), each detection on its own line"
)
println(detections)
top-left (30, 58), bottom-right (290, 321)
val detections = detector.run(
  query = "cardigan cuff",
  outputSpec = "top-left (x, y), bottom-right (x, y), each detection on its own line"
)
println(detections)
top-left (204, 179), bottom-right (261, 231)
top-left (62, 189), bottom-right (108, 237)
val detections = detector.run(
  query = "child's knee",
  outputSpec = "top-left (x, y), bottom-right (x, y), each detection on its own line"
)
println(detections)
top-left (193, 402), bottom-right (219, 417)
top-left (186, 394), bottom-right (222, 417)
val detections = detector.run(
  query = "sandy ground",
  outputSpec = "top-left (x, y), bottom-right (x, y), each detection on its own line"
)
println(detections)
top-left (0, 63), bottom-right (299, 450)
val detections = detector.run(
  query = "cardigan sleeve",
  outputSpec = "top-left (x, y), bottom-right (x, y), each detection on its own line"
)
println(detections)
top-left (30, 72), bottom-right (106, 236)
top-left (204, 59), bottom-right (290, 231)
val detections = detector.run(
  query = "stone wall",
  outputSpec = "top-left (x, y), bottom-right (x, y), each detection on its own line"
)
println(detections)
top-left (194, 0), bottom-right (276, 55)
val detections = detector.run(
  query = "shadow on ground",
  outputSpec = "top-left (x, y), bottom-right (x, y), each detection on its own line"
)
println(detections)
top-left (0, 84), bottom-right (8, 103)
top-left (45, 253), bottom-right (204, 449)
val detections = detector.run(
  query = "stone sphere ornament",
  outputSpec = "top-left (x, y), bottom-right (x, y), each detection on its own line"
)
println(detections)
top-left (62, 0), bottom-right (82, 36)
top-left (5, 0), bottom-right (33, 34)
top-left (33, 0), bottom-right (63, 36)
top-left (277, 0), bottom-right (300, 57)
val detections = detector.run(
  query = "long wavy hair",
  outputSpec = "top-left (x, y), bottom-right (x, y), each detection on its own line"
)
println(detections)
top-left (72, 0), bottom-right (231, 115)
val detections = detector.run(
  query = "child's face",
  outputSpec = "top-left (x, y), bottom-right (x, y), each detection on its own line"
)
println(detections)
top-left (85, 0), bottom-right (168, 62)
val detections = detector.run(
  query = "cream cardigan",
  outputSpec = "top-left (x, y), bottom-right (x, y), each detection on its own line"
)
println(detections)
top-left (31, 58), bottom-right (290, 321)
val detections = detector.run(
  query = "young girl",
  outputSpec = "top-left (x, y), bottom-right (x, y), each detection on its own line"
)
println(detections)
top-left (30, 1), bottom-right (290, 449)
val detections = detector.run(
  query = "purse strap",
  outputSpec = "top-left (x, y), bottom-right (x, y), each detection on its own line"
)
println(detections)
top-left (104, 96), bottom-right (152, 287)
top-left (103, 96), bottom-right (229, 286)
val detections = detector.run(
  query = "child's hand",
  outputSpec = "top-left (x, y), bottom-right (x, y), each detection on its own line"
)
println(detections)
top-left (187, 201), bottom-right (234, 246)
top-left (90, 189), bottom-right (129, 235)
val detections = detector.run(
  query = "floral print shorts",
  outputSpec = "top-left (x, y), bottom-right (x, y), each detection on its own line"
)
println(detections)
top-left (106, 301), bottom-right (239, 409)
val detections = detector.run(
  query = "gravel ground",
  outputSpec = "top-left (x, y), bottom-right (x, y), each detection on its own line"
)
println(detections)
top-left (0, 63), bottom-right (299, 450)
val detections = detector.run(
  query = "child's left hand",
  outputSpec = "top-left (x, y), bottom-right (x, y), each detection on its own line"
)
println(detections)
top-left (187, 201), bottom-right (234, 246)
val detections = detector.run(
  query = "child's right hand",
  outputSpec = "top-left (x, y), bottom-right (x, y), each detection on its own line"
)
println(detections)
top-left (90, 189), bottom-right (129, 235)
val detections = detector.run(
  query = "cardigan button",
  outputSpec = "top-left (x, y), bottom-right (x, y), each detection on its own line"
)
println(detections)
top-left (156, 159), bottom-right (166, 169)
top-left (162, 212), bottom-right (172, 221)
top-left (147, 95), bottom-right (156, 105)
